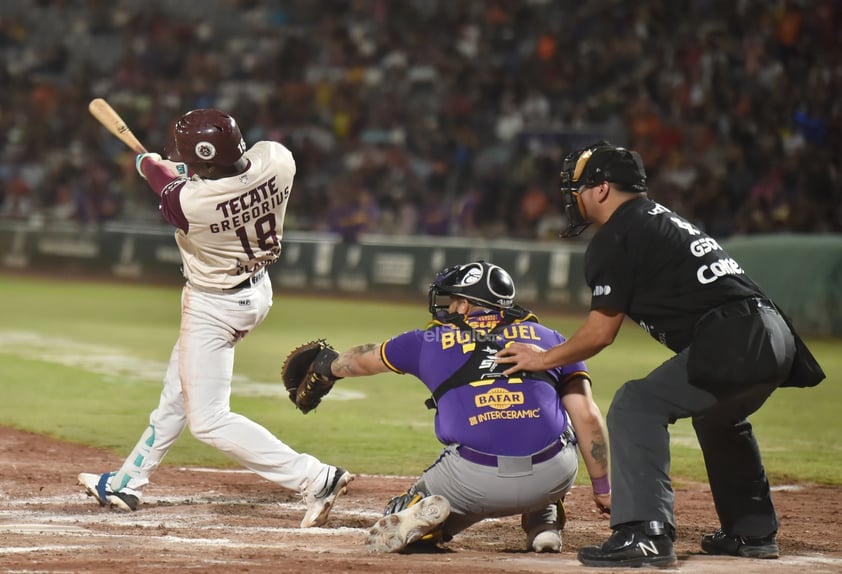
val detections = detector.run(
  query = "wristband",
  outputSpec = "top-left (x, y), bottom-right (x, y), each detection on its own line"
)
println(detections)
top-left (135, 152), bottom-right (161, 179)
top-left (591, 475), bottom-right (610, 495)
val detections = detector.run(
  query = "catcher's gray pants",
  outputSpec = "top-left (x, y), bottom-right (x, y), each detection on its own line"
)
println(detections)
top-left (414, 439), bottom-right (578, 539)
top-left (607, 303), bottom-right (795, 538)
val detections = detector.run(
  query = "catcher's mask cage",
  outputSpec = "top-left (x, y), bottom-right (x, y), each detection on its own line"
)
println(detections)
top-left (559, 141), bottom-right (647, 238)
top-left (172, 108), bottom-right (247, 167)
top-left (428, 261), bottom-right (516, 319)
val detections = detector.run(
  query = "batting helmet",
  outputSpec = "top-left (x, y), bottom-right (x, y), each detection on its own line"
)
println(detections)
top-left (428, 261), bottom-right (516, 319)
top-left (171, 109), bottom-right (246, 166)
top-left (559, 141), bottom-right (647, 237)
top-left (164, 118), bottom-right (181, 162)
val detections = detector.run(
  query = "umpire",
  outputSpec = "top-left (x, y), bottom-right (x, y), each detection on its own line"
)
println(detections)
top-left (496, 142), bottom-right (825, 568)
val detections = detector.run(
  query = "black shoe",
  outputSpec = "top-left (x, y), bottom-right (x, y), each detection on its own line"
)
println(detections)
top-left (578, 521), bottom-right (677, 568)
top-left (701, 529), bottom-right (779, 559)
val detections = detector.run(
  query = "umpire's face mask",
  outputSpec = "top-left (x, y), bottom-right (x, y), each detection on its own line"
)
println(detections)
top-left (559, 150), bottom-right (595, 238)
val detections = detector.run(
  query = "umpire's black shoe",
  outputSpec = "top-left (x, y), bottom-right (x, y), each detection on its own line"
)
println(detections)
top-left (701, 529), bottom-right (779, 559)
top-left (578, 521), bottom-right (677, 568)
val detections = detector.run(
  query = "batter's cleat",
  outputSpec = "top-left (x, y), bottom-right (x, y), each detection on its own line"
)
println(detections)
top-left (366, 495), bottom-right (451, 553)
top-left (78, 472), bottom-right (139, 512)
top-left (301, 466), bottom-right (353, 528)
top-left (529, 529), bottom-right (562, 553)
top-left (578, 521), bottom-right (677, 568)
top-left (701, 529), bottom-right (779, 559)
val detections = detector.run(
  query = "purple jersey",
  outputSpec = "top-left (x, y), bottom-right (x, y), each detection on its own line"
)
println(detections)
top-left (381, 311), bottom-right (587, 456)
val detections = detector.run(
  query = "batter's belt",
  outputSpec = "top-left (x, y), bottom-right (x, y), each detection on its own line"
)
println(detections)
top-left (456, 427), bottom-right (576, 468)
top-left (185, 268), bottom-right (268, 294)
top-left (227, 268), bottom-right (267, 291)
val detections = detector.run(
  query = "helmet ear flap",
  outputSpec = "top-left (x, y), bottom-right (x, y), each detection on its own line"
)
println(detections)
top-left (164, 119), bottom-right (181, 162)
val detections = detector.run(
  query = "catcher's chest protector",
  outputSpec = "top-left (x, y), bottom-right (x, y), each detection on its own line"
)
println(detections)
top-left (425, 323), bottom-right (555, 410)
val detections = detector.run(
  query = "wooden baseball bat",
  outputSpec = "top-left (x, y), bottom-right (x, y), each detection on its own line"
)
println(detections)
top-left (88, 98), bottom-right (148, 154)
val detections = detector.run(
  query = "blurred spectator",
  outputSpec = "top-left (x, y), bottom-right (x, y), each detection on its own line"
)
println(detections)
top-left (1, 168), bottom-right (33, 219)
top-left (417, 191), bottom-right (451, 236)
top-left (519, 185), bottom-right (550, 234)
top-left (452, 187), bottom-right (481, 237)
top-left (327, 186), bottom-right (380, 243)
top-left (0, 0), bottom-right (838, 239)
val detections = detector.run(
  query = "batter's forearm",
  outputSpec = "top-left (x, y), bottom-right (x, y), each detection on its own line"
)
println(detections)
top-left (331, 343), bottom-right (389, 378)
top-left (138, 157), bottom-right (184, 197)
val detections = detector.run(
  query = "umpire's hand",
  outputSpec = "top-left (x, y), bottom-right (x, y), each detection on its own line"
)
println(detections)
top-left (495, 342), bottom-right (547, 376)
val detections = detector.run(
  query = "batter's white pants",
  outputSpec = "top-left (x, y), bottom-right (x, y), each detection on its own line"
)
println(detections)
top-left (108, 277), bottom-right (330, 497)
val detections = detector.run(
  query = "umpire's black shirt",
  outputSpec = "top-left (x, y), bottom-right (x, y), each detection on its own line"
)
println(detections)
top-left (585, 196), bottom-right (762, 353)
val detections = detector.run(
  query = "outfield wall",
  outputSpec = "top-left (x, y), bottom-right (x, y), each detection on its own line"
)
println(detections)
top-left (723, 235), bottom-right (842, 337)
top-left (1, 221), bottom-right (839, 336)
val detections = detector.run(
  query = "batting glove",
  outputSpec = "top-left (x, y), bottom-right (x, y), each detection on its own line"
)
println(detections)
top-left (135, 152), bottom-right (162, 179)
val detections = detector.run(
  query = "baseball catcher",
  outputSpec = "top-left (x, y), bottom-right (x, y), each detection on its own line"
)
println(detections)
top-left (278, 261), bottom-right (611, 554)
top-left (282, 339), bottom-right (341, 413)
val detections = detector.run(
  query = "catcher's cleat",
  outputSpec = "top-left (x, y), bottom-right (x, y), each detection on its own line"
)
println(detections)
top-left (701, 529), bottom-right (779, 559)
top-left (301, 466), bottom-right (353, 528)
top-left (78, 472), bottom-right (139, 512)
top-left (523, 498), bottom-right (564, 552)
top-left (529, 529), bottom-right (562, 553)
top-left (366, 495), bottom-right (451, 553)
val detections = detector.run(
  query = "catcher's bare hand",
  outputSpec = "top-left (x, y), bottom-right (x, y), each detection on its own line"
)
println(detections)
top-left (495, 342), bottom-right (547, 376)
top-left (281, 339), bottom-right (341, 414)
top-left (593, 492), bottom-right (610, 519)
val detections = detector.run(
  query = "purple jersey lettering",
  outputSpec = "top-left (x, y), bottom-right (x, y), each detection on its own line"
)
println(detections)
top-left (382, 312), bottom-right (587, 456)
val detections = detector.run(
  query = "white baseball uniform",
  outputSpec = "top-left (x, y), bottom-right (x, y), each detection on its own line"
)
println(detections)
top-left (107, 141), bottom-right (333, 500)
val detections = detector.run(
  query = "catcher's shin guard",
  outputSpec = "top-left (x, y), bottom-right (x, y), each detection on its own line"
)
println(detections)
top-left (383, 489), bottom-right (427, 514)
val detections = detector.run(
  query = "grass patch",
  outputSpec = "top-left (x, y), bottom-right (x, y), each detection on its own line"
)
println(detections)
top-left (1, 274), bottom-right (839, 484)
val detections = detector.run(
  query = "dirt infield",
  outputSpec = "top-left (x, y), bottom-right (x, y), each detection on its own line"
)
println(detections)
top-left (1, 427), bottom-right (840, 573)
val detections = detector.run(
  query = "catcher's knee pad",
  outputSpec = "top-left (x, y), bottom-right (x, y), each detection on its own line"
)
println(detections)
top-left (383, 486), bottom-right (428, 515)
top-left (383, 487), bottom-right (450, 546)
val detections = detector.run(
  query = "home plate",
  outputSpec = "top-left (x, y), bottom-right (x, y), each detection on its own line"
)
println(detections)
top-left (0, 523), bottom-right (88, 533)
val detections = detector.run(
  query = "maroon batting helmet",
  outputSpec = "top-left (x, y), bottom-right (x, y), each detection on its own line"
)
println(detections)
top-left (171, 109), bottom-right (246, 166)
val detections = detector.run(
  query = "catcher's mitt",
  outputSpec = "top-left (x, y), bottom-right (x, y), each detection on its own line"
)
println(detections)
top-left (281, 339), bottom-right (341, 414)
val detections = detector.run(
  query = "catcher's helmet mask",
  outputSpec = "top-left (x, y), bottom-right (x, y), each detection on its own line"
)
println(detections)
top-left (559, 141), bottom-right (647, 237)
top-left (428, 261), bottom-right (516, 319)
top-left (171, 109), bottom-right (247, 169)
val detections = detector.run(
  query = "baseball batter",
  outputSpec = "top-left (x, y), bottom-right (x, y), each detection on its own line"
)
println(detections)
top-left (305, 261), bottom-right (611, 553)
top-left (78, 109), bottom-right (351, 527)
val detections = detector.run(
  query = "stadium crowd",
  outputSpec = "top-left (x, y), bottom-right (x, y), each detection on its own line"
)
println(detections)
top-left (0, 0), bottom-right (839, 241)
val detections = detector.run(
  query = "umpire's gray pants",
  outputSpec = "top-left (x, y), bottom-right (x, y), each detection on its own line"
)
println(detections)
top-left (413, 441), bottom-right (578, 538)
top-left (607, 309), bottom-right (794, 537)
